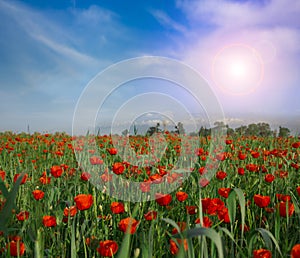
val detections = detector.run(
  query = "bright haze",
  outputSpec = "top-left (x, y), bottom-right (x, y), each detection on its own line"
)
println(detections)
top-left (0, 0), bottom-right (299, 134)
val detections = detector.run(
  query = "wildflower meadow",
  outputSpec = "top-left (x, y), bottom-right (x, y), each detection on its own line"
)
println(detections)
top-left (0, 130), bottom-right (300, 257)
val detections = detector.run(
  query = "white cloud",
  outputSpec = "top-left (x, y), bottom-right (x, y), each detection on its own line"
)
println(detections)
top-left (150, 9), bottom-right (187, 33)
top-left (31, 34), bottom-right (99, 65)
top-left (173, 0), bottom-right (300, 121)
top-left (177, 0), bottom-right (300, 29)
top-left (71, 4), bottom-right (117, 25)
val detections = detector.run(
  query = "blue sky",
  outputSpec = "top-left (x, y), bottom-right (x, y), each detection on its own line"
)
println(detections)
top-left (0, 0), bottom-right (300, 134)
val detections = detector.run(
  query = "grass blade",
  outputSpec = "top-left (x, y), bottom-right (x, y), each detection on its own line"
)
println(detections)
top-left (174, 227), bottom-right (224, 258)
top-left (256, 228), bottom-right (283, 257)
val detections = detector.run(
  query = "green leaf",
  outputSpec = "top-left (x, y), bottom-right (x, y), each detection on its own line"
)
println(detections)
top-left (174, 227), bottom-right (224, 258)
top-left (0, 172), bottom-right (25, 233)
top-left (117, 232), bottom-right (132, 258)
top-left (219, 227), bottom-right (247, 258)
top-left (290, 190), bottom-right (300, 214)
top-left (162, 218), bottom-right (181, 235)
top-left (227, 190), bottom-right (237, 225)
top-left (256, 228), bottom-right (283, 257)
top-left (0, 181), bottom-right (9, 198)
top-left (233, 188), bottom-right (246, 237)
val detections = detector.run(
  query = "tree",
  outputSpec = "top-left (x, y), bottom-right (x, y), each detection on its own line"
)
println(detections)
top-left (175, 122), bottom-right (185, 135)
top-left (198, 126), bottom-right (211, 137)
top-left (122, 129), bottom-right (129, 136)
top-left (235, 125), bottom-right (247, 135)
top-left (257, 122), bottom-right (272, 137)
top-left (212, 121), bottom-right (227, 135)
top-left (227, 127), bottom-right (235, 136)
top-left (278, 126), bottom-right (290, 137)
top-left (245, 123), bottom-right (258, 136)
top-left (146, 123), bottom-right (161, 136)
top-left (133, 124), bottom-right (138, 136)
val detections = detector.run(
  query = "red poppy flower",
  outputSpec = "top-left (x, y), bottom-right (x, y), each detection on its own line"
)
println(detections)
top-left (80, 172), bottom-right (91, 181)
top-left (144, 211), bottom-right (157, 221)
top-left (264, 174), bottom-right (275, 183)
top-left (276, 170), bottom-right (288, 178)
top-left (218, 188), bottom-right (231, 198)
top-left (254, 194), bottom-right (271, 208)
top-left (89, 156), bottom-right (103, 165)
top-left (198, 167), bottom-right (206, 175)
top-left (199, 178), bottom-right (210, 187)
top-left (108, 148), bottom-right (118, 155)
top-left (74, 194), bottom-right (93, 211)
top-left (0, 170), bottom-right (5, 181)
top-left (291, 244), bottom-right (300, 258)
top-left (238, 167), bottom-right (245, 175)
top-left (297, 186), bottom-right (300, 197)
top-left (16, 211), bottom-right (29, 221)
top-left (186, 205), bottom-right (197, 215)
top-left (112, 162), bottom-right (125, 175)
top-left (63, 206), bottom-right (78, 217)
top-left (276, 194), bottom-right (291, 202)
top-left (8, 240), bottom-right (26, 256)
top-left (13, 173), bottom-right (28, 185)
top-left (217, 207), bottom-right (230, 223)
top-left (251, 151), bottom-right (260, 158)
top-left (238, 153), bottom-right (247, 160)
top-left (246, 164), bottom-right (259, 172)
top-left (201, 198), bottom-right (211, 213)
top-left (149, 174), bottom-right (163, 184)
top-left (101, 173), bottom-right (112, 183)
top-left (140, 180), bottom-right (151, 192)
top-left (39, 171), bottom-right (51, 184)
top-left (169, 239), bottom-right (188, 255)
top-left (195, 148), bottom-right (204, 156)
top-left (50, 165), bottom-right (63, 178)
top-left (207, 198), bottom-right (225, 215)
top-left (42, 215), bottom-right (57, 227)
top-left (32, 190), bottom-right (44, 200)
top-left (225, 139), bottom-right (233, 145)
top-left (85, 236), bottom-right (99, 248)
top-left (118, 217), bottom-right (139, 234)
top-left (171, 222), bottom-right (187, 235)
top-left (216, 152), bottom-right (226, 161)
top-left (195, 216), bottom-right (212, 228)
top-left (110, 202), bottom-right (125, 214)
top-left (260, 165), bottom-right (267, 173)
top-left (155, 193), bottom-right (172, 206)
top-left (97, 240), bottom-right (118, 257)
top-left (292, 142), bottom-right (300, 148)
top-left (278, 201), bottom-right (294, 217)
top-left (176, 191), bottom-right (188, 202)
top-left (216, 171), bottom-right (227, 180)
top-left (253, 249), bottom-right (272, 258)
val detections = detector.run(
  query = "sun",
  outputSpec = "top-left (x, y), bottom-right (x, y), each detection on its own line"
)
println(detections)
top-left (211, 44), bottom-right (264, 95)
top-left (229, 60), bottom-right (247, 79)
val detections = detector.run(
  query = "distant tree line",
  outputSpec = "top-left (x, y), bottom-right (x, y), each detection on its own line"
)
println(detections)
top-left (139, 121), bottom-right (292, 137)
top-left (190, 121), bottom-right (291, 137)
top-left (143, 122), bottom-right (185, 136)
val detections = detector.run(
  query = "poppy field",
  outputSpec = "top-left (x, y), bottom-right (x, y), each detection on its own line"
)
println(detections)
top-left (0, 131), bottom-right (300, 257)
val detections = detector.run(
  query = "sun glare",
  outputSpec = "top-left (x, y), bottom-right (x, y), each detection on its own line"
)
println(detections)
top-left (211, 44), bottom-right (264, 95)
top-left (229, 60), bottom-right (247, 79)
